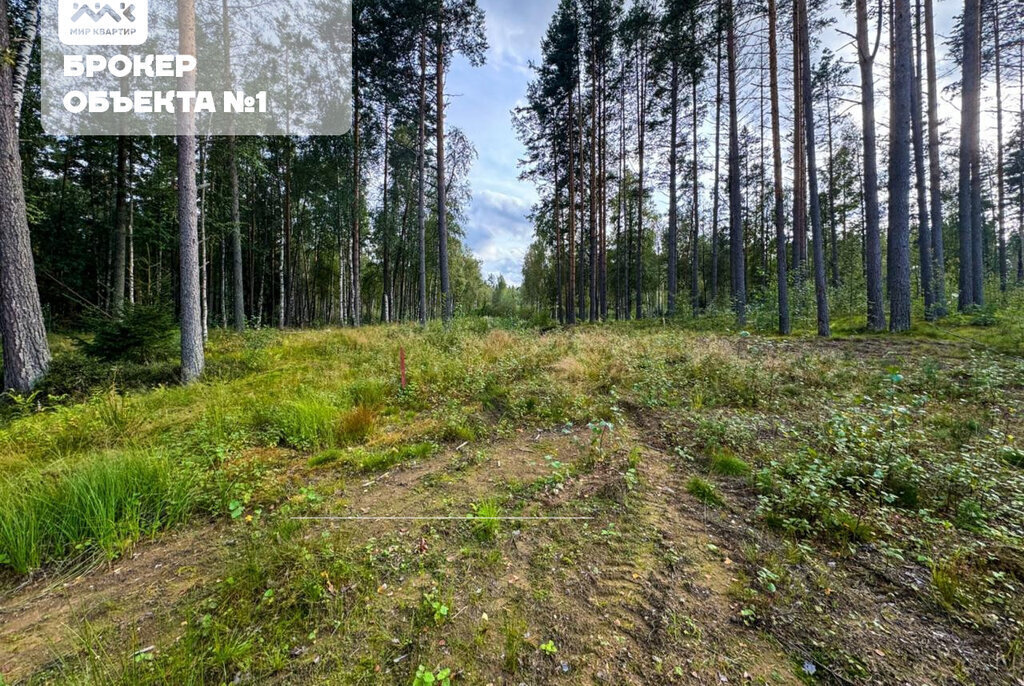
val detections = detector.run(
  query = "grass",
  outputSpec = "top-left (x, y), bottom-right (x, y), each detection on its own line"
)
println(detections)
top-left (686, 476), bottom-right (725, 507)
top-left (0, 451), bottom-right (197, 573)
top-left (2, 316), bottom-right (1024, 684)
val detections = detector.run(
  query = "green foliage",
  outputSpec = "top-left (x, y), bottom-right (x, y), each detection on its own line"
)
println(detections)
top-left (708, 449), bottom-right (751, 477)
top-left (686, 477), bottom-right (724, 507)
top-left (82, 305), bottom-right (177, 364)
top-left (470, 499), bottom-right (500, 542)
top-left (413, 665), bottom-right (452, 686)
top-left (0, 451), bottom-right (197, 573)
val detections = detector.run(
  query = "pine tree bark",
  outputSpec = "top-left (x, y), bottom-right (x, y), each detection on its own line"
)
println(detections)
top-left (0, 0), bottom-right (51, 392)
top-left (924, 0), bottom-right (946, 313)
top-left (667, 61), bottom-right (679, 316)
top-left (912, 0), bottom-right (935, 320)
top-left (888, 0), bottom-right (913, 331)
top-left (418, 33), bottom-right (428, 326)
top-left (726, 0), bottom-right (746, 326)
top-left (993, 0), bottom-right (1007, 292)
top-left (178, 0), bottom-right (204, 383)
top-left (112, 136), bottom-right (129, 314)
top-left (856, 0), bottom-right (886, 330)
top-left (222, 0), bottom-right (245, 331)
top-left (436, 2), bottom-right (453, 325)
top-left (768, 0), bottom-right (790, 334)
top-left (798, 0), bottom-right (830, 336)
top-left (958, 0), bottom-right (981, 309)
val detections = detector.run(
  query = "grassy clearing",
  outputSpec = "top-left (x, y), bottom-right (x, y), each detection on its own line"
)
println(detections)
top-left (1, 317), bottom-right (1024, 684)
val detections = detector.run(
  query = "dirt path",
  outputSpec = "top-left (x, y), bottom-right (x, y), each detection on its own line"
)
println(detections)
top-left (0, 525), bottom-right (231, 683)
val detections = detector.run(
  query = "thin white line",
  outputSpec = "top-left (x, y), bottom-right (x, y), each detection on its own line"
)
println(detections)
top-left (292, 516), bottom-right (594, 521)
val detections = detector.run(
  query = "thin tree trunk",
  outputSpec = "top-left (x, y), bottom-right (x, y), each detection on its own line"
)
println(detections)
top-left (958, 0), bottom-right (981, 309)
top-left (668, 60), bottom-right (679, 316)
top-left (768, 0), bottom-right (790, 334)
top-left (691, 71), bottom-right (700, 317)
top-left (888, 0), bottom-right (912, 331)
top-left (856, 0), bottom-right (886, 329)
top-left (924, 0), bottom-right (946, 313)
top-left (418, 33), bottom-right (428, 326)
top-left (711, 0), bottom-right (723, 303)
top-left (798, 0), bottom-right (830, 336)
top-left (178, 0), bottom-right (203, 382)
top-left (223, 0), bottom-right (245, 331)
top-left (112, 136), bottom-right (129, 314)
top-left (726, 0), bottom-right (746, 326)
top-left (436, 1), bottom-right (452, 324)
top-left (994, 0), bottom-right (1007, 292)
top-left (912, 0), bottom-right (935, 320)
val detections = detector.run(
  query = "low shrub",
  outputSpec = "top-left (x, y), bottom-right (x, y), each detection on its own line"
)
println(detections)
top-left (82, 305), bottom-right (177, 364)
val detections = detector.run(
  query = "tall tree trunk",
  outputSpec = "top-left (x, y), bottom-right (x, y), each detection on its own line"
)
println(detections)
top-left (589, 52), bottom-right (598, 323)
top-left (768, 0), bottom-right (790, 334)
top-left (888, 0), bottom-right (912, 331)
top-left (924, 0), bottom-right (946, 313)
top-left (856, 0), bottom-right (886, 329)
top-left (912, 0), bottom-right (935, 319)
top-left (691, 71), bottom-right (700, 317)
top-left (792, 0), bottom-right (807, 277)
top-left (223, 0), bottom-right (245, 331)
top-left (436, 1), bottom-right (453, 325)
top-left (726, 0), bottom-right (746, 326)
top-left (352, 42), bottom-right (363, 326)
top-left (711, 0), bottom-right (723, 303)
top-left (667, 61), bottom-right (679, 316)
top-left (958, 0), bottom-right (981, 309)
top-left (568, 91), bottom-right (577, 325)
top-left (178, 0), bottom-right (203, 383)
top-left (0, 0), bottom-right (50, 392)
top-left (635, 48), bottom-right (647, 320)
top-left (112, 136), bottom-right (129, 314)
top-left (798, 0), bottom-right (831, 336)
top-left (993, 0), bottom-right (1007, 292)
top-left (199, 138), bottom-right (209, 340)
top-left (418, 33), bottom-right (428, 326)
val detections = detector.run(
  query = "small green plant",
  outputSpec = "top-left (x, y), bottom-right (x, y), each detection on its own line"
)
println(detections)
top-left (308, 448), bottom-right (344, 468)
top-left (686, 477), bottom-right (724, 507)
top-left (709, 450), bottom-right (751, 477)
top-left (539, 640), bottom-right (558, 655)
top-left (413, 665), bottom-right (452, 686)
top-left (471, 499), bottom-right (500, 542)
top-left (424, 590), bottom-right (449, 625)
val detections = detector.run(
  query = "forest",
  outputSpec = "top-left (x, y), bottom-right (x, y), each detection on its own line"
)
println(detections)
top-left (2, 0), bottom-right (1024, 682)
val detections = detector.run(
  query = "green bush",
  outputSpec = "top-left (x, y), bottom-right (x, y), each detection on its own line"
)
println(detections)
top-left (83, 305), bottom-right (177, 364)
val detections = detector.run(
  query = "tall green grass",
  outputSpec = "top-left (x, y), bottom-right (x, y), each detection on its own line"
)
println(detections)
top-left (0, 451), bottom-right (197, 574)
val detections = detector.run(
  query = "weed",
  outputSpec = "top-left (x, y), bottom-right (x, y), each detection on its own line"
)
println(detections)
top-left (336, 405), bottom-right (377, 445)
top-left (413, 665), bottom-right (452, 686)
top-left (308, 448), bottom-right (344, 468)
top-left (708, 449), bottom-right (751, 477)
top-left (686, 476), bottom-right (724, 507)
top-left (471, 499), bottom-right (501, 542)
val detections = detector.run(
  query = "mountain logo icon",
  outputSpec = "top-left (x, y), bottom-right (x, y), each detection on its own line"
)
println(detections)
top-left (58, 0), bottom-right (148, 45)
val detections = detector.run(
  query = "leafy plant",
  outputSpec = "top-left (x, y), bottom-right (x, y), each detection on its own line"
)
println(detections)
top-left (413, 665), bottom-right (452, 686)
top-left (539, 640), bottom-right (558, 656)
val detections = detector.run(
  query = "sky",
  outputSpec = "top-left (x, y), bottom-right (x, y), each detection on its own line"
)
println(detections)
top-left (445, 0), bottom-right (556, 287)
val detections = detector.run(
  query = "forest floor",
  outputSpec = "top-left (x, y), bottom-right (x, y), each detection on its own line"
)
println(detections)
top-left (2, 319), bottom-right (1024, 684)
